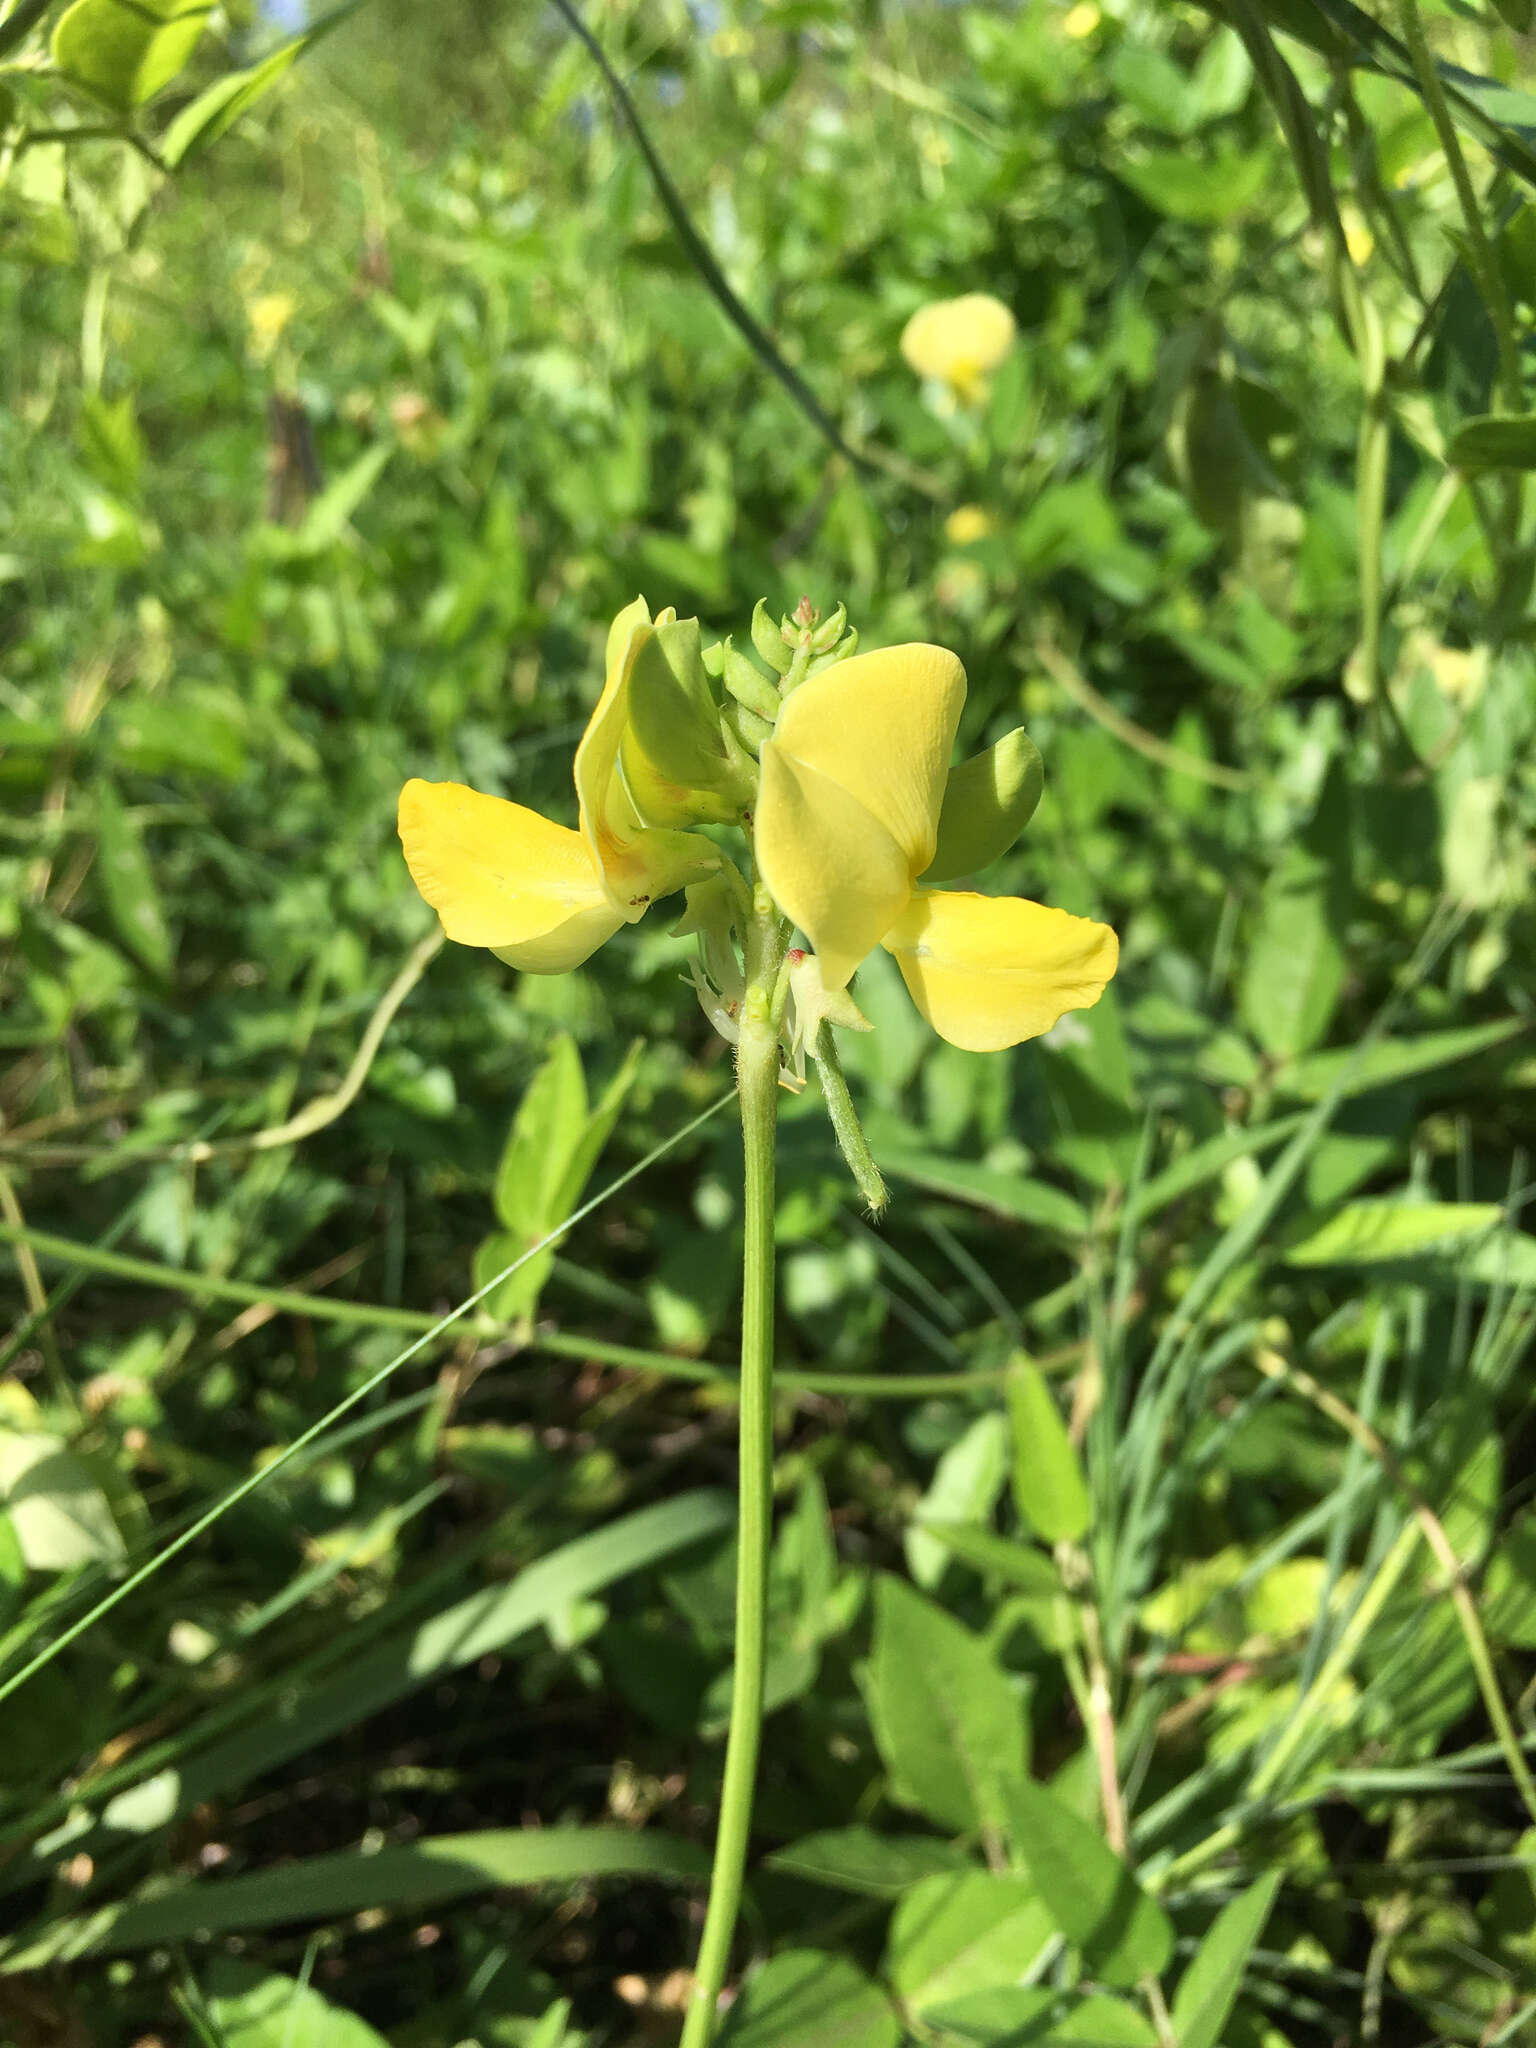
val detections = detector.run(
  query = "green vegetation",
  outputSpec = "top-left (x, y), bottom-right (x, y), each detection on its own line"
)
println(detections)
top-left (3, 0), bottom-right (1536, 2042)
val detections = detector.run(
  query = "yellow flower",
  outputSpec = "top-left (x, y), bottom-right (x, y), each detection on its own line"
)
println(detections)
top-left (246, 291), bottom-right (296, 363)
top-left (753, 644), bottom-right (1117, 1050)
top-left (398, 598), bottom-right (721, 973)
top-left (944, 505), bottom-right (996, 547)
top-left (901, 293), bottom-right (1017, 407)
top-left (1061, 1), bottom-right (1100, 38)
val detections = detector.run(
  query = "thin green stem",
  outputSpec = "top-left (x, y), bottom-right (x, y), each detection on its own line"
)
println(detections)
top-left (682, 903), bottom-right (785, 2048)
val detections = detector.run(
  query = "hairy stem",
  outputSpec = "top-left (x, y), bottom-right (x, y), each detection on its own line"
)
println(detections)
top-left (682, 901), bottom-right (785, 2047)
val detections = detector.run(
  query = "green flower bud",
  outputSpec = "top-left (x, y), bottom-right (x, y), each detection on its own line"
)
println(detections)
top-left (751, 598), bottom-right (792, 675)
top-left (721, 637), bottom-right (782, 721)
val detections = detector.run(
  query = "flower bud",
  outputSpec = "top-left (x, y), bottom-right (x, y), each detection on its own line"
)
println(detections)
top-left (721, 638), bottom-right (782, 721)
top-left (750, 598), bottom-right (792, 675)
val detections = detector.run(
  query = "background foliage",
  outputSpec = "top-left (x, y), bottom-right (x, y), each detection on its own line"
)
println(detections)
top-left (2, 0), bottom-right (1536, 2042)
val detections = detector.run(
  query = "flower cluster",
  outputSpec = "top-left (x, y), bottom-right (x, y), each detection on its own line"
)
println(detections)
top-left (399, 598), bottom-right (1116, 1060)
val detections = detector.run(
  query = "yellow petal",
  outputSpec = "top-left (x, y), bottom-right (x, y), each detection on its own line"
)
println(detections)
top-left (768, 643), bottom-right (966, 877)
top-left (882, 889), bottom-right (1118, 1052)
top-left (755, 746), bottom-right (912, 991)
top-left (900, 294), bottom-right (1016, 390)
top-left (398, 778), bottom-right (622, 970)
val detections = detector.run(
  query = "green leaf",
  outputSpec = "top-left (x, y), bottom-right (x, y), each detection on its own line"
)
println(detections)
top-left (1115, 146), bottom-right (1270, 223)
top-left (720, 1951), bottom-right (900, 2048)
top-left (920, 1985), bottom-right (1055, 2043)
top-left (906, 1411), bottom-right (1009, 1590)
top-left (866, 1575), bottom-right (1027, 1834)
top-left (1238, 848), bottom-right (1345, 1060)
top-left (863, 1129), bottom-right (1089, 1237)
top-left (551, 1037), bottom-right (642, 1225)
top-left (1008, 1361), bottom-right (1089, 1545)
top-left (922, 728), bottom-right (1044, 885)
top-left (5, 1827), bottom-right (707, 1965)
top-left (1169, 1873), bottom-right (1281, 2048)
top-left (51, 0), bottom-right (209, 109)
top-left (942, 1990), bottom-right (1160, 2045)
top-left (94, 783), bottom-right (173, 979)
top-left (202, 1962), bottom-right (390, 2048)
top-left (1285, 1199), bottom-right (1508, 1269)
top-left (525, 2001), bottom-right (575, 2048)
top-left (885, 1871), bottom-right (1055, 2012)
top-left (1003, 1779), bottom-right (1173, 1989)
top-left (915, 1522), bottom-right (1075, 1652)
top-left (764, 1827), bottom-right (972, 1901)
top-left (160, 32), bottom-right (304, 166)
top-left (1042, 1993), bottom-right (1161, 2043)
top-left (1281, 1019), bottom-right (1526, 1104)
top-left (1448, 413), bottom-right (1536, 473)
top-left (0, 1431), bottom-right (125, 1572)
top-left (1484, 1513), bottom-right (1536, 1648)
top-left (495, 1036), bottom-right (589, 1235)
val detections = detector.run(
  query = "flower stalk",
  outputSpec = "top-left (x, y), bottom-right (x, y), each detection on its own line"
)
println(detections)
top-left (681, 890), bottom-right (787, 2048)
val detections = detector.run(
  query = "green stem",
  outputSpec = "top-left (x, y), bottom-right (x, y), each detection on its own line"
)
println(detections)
top-left (682, 903), bottom-right (784, 2048)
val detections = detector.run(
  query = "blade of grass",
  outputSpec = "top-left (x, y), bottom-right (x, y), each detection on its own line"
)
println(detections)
top-left (1, 1826), bottom-right (710, 1969)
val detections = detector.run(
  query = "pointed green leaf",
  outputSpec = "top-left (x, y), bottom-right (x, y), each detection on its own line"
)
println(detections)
top-left (94, 782), bottom-right (173, 978)
top-left (922, 728), bottom-right (1044, 885)
top-left (1448, 413), bottom-right (1536, 474)
top-left (161, 35), bottom-right (303, 167)
top-left (1169, 1873), bottom-right (1281, 2048)
top-left (866, 1575), bottom-right (1027, 1834)
top-left (494, 1036), bottom-right (588, 1236)
top-left (4, 1827), bottom-right (708, 1964)
top-left (765, 1827), bottom-right (971, 1901)
top-left (551, 1037), bottom-right (643, 1224)
top-left (1008, 1361), bottom-right (1090, 1544)
top-left (906, 1411), bottom-right (1009, 1590)
top-left (1004, 1778), bottom-right (1173, 1988)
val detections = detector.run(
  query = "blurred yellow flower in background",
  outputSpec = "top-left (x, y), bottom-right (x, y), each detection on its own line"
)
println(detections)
top-left (901, 292), bottom-right (1017, 408)
top-left (1062, 2), bottom-right (1101, 38)
top-left (246, 291), bottom-right (296, 363)
top-left (944, 505), bottom-right (996, 546)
